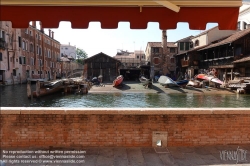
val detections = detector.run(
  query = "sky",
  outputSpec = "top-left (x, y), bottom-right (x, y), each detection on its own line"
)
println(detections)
top-left (46, 22), bottom-right (218, 57)
top-left (46, 0), bottom-right (250, 57)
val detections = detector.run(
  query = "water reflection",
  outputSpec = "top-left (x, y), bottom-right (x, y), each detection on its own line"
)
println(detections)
top-left (1, 84), bottom-right (250, 108)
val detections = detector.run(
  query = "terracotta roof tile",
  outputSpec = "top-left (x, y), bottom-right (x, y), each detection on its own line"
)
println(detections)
top-left (148, 42), bottom-right (177, 47)
top-left (134, 50), bottom-right (145, 54)
top-left (176, 35), bottom-right (193, 42)
top-left (233, 56), bottom-right (250, 63)
top-left (176, 45), bottom-right (209, 56)
top-left (191, 26), bottom-right (218, 39)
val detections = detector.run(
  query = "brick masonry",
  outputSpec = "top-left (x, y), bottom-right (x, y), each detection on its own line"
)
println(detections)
top-left (1, 112), bottom-right (250, 148)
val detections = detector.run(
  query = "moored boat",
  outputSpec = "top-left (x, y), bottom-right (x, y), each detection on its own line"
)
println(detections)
top-left (175, 80), bottom-right (189, 86)
top-left (187, 80), bottom-right (201, 88)
top-left (139, 76), bottom-right (152, 88)
top-left (210, 77), bottom-right (224, 85)
top-left (158, 76), bottom-right (179, 87)
top-left (195, 74), bottom-right (208, 80)
top-left (195, 74), bottom-right (223, 85)
top-left (32, 80), bottom-right (64, 98)
top-left (113, 75), bottom-right (123, 87)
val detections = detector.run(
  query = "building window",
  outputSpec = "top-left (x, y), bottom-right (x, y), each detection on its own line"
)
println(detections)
top-left (195, 40), bottom-right (199, 47)
top-left (39, 46), bottom-right (42, 55)
top-left (180, 42), bottom-right (184, 51)
top-left (36, 45), bottom-right (39, 55)
top-left (29, 30), bottom-right (32, 36)
top-left (38, 59), bottom-right (43, 66)
top-left (22, 41), bottom-right (25, 50)
top-left (32, 71), bottom-right (34, 74)
top-left (19, 56), bottom-right (26, 64)
top-left (170, 58), bottom-right (175, 63)
top-left (0, 30), bottom-right (5, 41)
top-left (190, 42), bottom-right (193, 48)
top-left (13, 69), bottom-right (16, 76)
top-left (0, 52), bottom-right (2, 61)
top-left (25, 29), bottom-right (28, 34)
top-left (39, 35), bottom-right (41, 40)
top-left (170, 48), bottom-right (175, 53)
top-left (137, 56), bottom-right (139, 59)
top-left (25, 41), bottom-right (28, 51)
top-left (65, 47), bottom-right (68, 50)
top-left (48, 50), bottom-right (51, 58)
top-left (30, 43), bottom-right (33, 52)
top-left (31, 57), bottom-right (34, 65)
top-left (243, 22), bottom-right (247, 30)
top-left (36, 34), bottom-right (38, 39)
top-left (18, 36), bottom-right (21, 47)
top-left (185, 42), bottom-right (190, 50)
top-left (237, 22), bottom-right (241, 30)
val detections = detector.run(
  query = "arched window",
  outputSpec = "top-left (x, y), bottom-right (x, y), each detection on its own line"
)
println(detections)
top-left (30, 43), bottom-right (33, 52)
top-left (190, 42), bottom-right (193, 48)
top-left (195, 40), bottom-right (199, 47)
top-left (25, 41), bottom-right (28, 51)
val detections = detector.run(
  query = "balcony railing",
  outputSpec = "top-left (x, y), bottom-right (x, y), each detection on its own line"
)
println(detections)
top-left (181, 59), bottom-right (189, 67)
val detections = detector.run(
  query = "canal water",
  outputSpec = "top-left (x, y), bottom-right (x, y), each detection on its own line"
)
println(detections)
top-left (1, 84), bottom-right (250, 108)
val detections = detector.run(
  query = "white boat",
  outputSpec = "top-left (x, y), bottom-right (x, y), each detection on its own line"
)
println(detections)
top-left (158, 76), bottom-right (179, 87)
top-left (187, 80), bottom-right (201, 88)
top-left (139, 76), bottom-right (152, 87)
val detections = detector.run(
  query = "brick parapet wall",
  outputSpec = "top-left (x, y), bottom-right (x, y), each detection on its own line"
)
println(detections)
top-left (1, 108), bottom-right (250, 148)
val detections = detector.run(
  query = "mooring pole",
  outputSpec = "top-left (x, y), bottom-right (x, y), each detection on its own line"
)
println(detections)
top-left (36, 80), bottom-right (40, 97)
top-left (27, 81), bottom-right (31, 98)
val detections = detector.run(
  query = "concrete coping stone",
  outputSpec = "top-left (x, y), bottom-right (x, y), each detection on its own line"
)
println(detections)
top-left (1, 107), bottom-right (250, 115)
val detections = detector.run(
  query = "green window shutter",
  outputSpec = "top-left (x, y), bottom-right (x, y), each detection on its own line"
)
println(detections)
top-left (180, 42), bottom-right (184, 51)
top-left (185, 42), bottom-right (190, 50)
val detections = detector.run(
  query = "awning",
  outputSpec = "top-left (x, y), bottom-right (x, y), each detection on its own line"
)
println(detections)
top-left (0, 0), bottom-right (242, 30)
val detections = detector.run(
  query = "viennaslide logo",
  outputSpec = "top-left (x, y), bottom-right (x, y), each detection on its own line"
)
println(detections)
top-left (220, 146), bottom-right (247, 164)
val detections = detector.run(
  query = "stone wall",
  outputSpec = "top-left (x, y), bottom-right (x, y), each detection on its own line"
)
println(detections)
top-left (1, 108), bottom-right (250, 148)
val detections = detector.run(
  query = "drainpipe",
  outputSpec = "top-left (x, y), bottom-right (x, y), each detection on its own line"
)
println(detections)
top-left (7, 48), bottom-right (10, 70)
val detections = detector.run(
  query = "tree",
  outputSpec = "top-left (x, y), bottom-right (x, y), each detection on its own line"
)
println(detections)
top-left (76, 48), bottom-right (88, 64)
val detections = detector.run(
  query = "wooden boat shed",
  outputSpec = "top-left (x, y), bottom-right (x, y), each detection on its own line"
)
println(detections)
top-left (83, 52), bottom-right (122, 82)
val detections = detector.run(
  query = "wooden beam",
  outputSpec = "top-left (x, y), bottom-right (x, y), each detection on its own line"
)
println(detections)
top-left (1, 0), bottom-right (242, 7)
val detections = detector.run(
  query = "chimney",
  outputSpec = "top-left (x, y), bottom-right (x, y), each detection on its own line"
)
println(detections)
top-left (162, 30), bottom-right (167, 54)
top-left (32, 21), bottom-right (36, 28)
top-left (52, 31), bottom-right (54, 39)
top-left (69, 42), bottom-right (70, 46)
top-left (49, 29), bottom-right (51, 37)
top-left (40, 21), bottom-right (44, 33)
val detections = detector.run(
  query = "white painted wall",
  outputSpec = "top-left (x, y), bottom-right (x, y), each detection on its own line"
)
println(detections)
top-left (60, 44), bottom-right (76, 59)
top-left (238, 2), bottom-right (250, 30)
top-left (208, 27), bottom-right (236, 44)
top-left (191, 34), bottom-right (207, 48)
